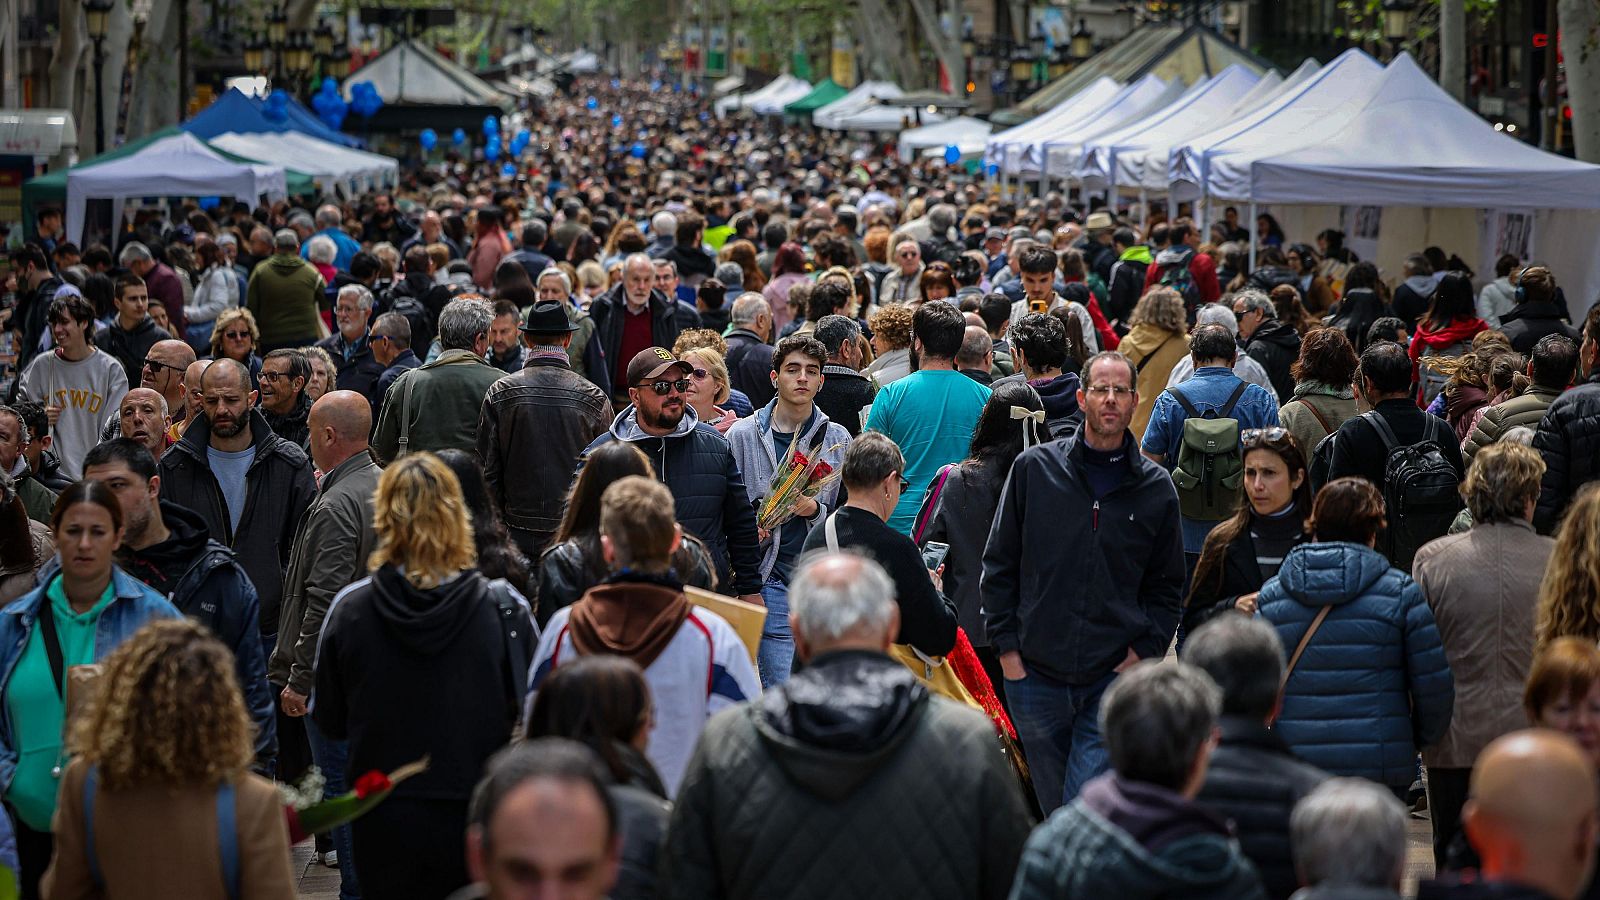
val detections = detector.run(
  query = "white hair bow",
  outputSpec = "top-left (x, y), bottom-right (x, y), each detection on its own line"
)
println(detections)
top-left (1010, 406), bottom-right (1047, 450)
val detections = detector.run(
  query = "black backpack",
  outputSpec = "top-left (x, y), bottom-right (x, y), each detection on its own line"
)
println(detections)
top-left (1363, 411), bottom-right (1463, 571)
top-left (1158, 250), bottom-right (1203, 314)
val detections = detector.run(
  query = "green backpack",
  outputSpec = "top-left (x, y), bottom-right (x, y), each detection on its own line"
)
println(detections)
top-left (1168, 381), bottom-right (1250, 521)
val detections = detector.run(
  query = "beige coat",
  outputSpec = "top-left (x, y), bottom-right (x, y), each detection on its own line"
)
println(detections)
top-left (1119, 324), bottom-right (1188, 441)
top-left (1412, 518), bottom-right (1553, 769)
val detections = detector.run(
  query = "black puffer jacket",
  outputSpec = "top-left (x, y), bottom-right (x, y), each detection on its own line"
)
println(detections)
top-left (723, 328), bottom-right (775, 409)
top-left (1194, 716), bottom-right (1329, 900)
top-left (156, 408), bottom-right (318, 633)
top-left (1499, 300), bottom-right (1581, 355)
top-left (316, 333), bottom-right (387, 406)
top-left (1244, 318), bottom-right (1301, 404)
top-left (1533, 374), bottom-right (1600, 534)
top-left (99, 316), bottom-right (172, 387)
top-left (581, 407), bottom-right (762, 595)
top-left (661, 650), bottom-right (1032, 900)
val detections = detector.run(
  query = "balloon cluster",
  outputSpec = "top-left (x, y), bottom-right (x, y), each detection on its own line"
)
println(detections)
top-left (349, 81), bottom-right (384, 118)
top-left (263, 89), bottom-right (291, 124)
top-left (311, 78), bottom-right (349, 131)
top-left (510, 128), bottom-right (530, 156)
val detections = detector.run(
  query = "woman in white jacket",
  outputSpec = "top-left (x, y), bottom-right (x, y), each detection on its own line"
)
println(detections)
top-left (1476, 253), bottom-right (1521, 328)
top-left (184, 241), bottom-right (240, 353)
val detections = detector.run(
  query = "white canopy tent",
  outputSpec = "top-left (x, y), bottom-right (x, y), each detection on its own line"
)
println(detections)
top-left (210, 131), bottom-right (399, 194)
top-left (899, 116), bottom-right (994, 162)
top-left (1036, 74), bottom-right (1184, 179)
top-left (714, 74), bottom-right (810, 118)
top-left (1073, 64), bottom-right (1262, 194)
top-left (813, 81), bottom-right (904, 130)
top-left (65, 132), bottom-right (285, 244)
top-left (831, 101), bottom-right (944, 133)
top-left (712, 74), bottom-right (745, 97)
top-left (984, 77), bottom-right (1123, 176)
top-left (568, 51), bottom-right (602, 74)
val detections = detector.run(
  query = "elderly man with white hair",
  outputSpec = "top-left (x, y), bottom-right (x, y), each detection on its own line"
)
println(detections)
top-left (300, 202), bottom-right (361, 271)
top-left (401, 209), bottom-right (462, 259)
top-left (723, 291), bottom-right (775, 407)
top-left (646, 210), bottom-right (678, 258)
top-left (587, 252), bottom-right (699, 403)
top-left (661, 551), bottom-right (1031, 900)
top-left (1165, 302), bottom-right (1277, 397)
top-left (536, 267), bottom-right (606, 392)
top-left (315, 284), bottom-right (386, 406)
top-left (878, 239), bottom-right (924, 306)
top-left (1288, 779), bottom-right (1408, 900)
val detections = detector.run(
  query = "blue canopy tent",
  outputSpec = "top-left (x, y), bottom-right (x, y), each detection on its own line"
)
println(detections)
top-left (183, 88), bottom-right (363, 148)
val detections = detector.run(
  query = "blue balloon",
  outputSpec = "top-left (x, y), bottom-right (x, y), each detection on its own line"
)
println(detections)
top-left (650, 79), bottom-right (661, 92)
top-left (610, 79), bottom-right (620, 90)
top-left (198, 196), bottom-right (220, 210)
top-left (485, 138), bottom-right (501, 161)
top-left (611, 114), bottom-right (622, 128)
top-left (452, 128), bottom-right (467, 146)
top-left (419, 128), bottom-right (437, 151)
top-left (630, 141), bottom-right (646, 159)
top-left (586, 96), bottom-right (598, 110)
top-left (483, 115), bottom-right (499, 136)
top-left (502, 162), bottom-right (517, 177)
top-left (515, 128), bottom-right (531, 146)
top-left (984, 162), bottom-right (999, 176)
top-left (944, 144), bottom-right (961, 164)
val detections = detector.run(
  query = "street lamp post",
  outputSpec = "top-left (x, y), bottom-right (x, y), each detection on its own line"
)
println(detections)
top-left (83, 0), bottom-right (113, 154)
top-left (267, 5), bottom-right (288, 83)
top-left (1381, 0), bottom-right (1416, 61)
top-left (1070, 18), bottom-right (1093, 62)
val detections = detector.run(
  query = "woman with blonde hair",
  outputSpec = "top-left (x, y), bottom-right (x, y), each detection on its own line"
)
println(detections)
top-left (681, 347), bottom-right (739, 433)
top-left (312, 452), bottom-right (537, 900)
top-left (207, 307), bottom-right (262, 388)
top-left (1119, 288), bottom-right (1190, 440)
top-left (576, 260), bottom-right (607, 304)
top-left (1535, 483), bottom-right (1600, 650)
top-left (44, 619), bottom-right (295, 899)
top-left (302, 344), bottom-right (337, 402)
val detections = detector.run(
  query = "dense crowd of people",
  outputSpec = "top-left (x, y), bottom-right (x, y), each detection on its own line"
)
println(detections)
top-left (0, 73), bottom-right (1598, 900)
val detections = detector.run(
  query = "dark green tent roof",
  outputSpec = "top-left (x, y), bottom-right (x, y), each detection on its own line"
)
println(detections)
top-left (784, 79), bottom-right (848, 115)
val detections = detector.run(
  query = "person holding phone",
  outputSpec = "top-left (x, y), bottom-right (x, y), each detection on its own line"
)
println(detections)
top-left (801, 432), bottom-right (957, 661)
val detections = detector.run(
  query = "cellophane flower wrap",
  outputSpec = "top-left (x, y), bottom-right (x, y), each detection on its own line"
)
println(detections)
top-left (756, 432), bottom-right (844, 531)
top-left (279, 756), bottom-right (429, 843)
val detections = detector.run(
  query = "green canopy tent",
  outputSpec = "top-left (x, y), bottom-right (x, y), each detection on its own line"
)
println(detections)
top-left (783, 79), bottom-right (848, 121)
top-left (23, 127), bottom-right (317, 229)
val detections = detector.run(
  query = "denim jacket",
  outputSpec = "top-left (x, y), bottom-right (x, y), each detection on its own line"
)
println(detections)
top-left (0, 567), bottom-right (181, 796)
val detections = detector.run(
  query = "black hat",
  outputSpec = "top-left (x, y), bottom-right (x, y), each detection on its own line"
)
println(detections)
top-left (521, 301), bottom-right (579, 334)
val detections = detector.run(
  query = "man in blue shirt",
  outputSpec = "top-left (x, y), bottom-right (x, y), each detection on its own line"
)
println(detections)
top-left (865, 301), bottom-right (991, 534)
top-left (1142, 323), bottom-right (1280, 557)
top-left (300, 204), bottom-right (361, 273)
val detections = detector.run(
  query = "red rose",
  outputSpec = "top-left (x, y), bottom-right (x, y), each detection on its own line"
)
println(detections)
top-left (354, 771), bottom-right (392, 800)
top-left (792, 450), bottom-right (810, 470)
top-left (809, 461), bottom-right (833, 482)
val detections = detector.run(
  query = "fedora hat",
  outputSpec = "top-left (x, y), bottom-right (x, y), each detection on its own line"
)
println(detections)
top-left (520, 301), bottom-right (579, 334)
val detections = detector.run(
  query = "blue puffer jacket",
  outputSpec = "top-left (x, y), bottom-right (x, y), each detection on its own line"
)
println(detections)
top-left (0, 568), bottom-right (181, 798)
top-left (1257, 542), bottom-right (1454, 787)
top-left (583, 406), bottom-right (763, 596)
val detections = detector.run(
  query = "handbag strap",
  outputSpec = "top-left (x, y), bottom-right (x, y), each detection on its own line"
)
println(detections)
top-left (1135, 335), bottom-right (1176, 375)
top-left (395, 372), bottom-right (418, 458)
top-left (36, 596), bottom-right (64, 700)
top-left (1281, 605), bottom-right (1333, 689)
top-left (84, 766), bottom-right (240, 900)
top-left (1302, 397), bottom-right (1334, 437)
top-left (911, 464), bottom-right (954, 545)
top-left (824, 512), bottom-right (840, 554)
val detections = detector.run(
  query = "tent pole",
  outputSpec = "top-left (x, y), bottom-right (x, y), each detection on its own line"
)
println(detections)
top-left (1248, 200), bottom-right (1258, 272)
top-left (1139, 189), bottom-right (1148, 228)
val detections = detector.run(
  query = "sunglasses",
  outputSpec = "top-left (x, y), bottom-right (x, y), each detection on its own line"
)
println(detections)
top-left (689, 367), bottom-right (710, 380)
top-left (142, 358), bottom-right (185, 375)
top-left (222, 331), bottom-right (252, 340)
top-left (636, 379), bottom-right (690, 396)
top-left (1241, 427), bottom-right (1291, 448)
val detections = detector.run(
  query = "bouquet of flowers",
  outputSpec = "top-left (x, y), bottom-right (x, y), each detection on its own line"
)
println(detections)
top-left (756, 433), bottom-right (844, 531)
top-left (279, 756), bottom-right (430, 843)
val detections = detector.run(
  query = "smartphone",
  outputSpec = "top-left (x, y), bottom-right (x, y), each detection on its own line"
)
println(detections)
top-left (921, 541), bottom-right (950, 572)
top-left (1029, 297), bottom-right (1048, 314)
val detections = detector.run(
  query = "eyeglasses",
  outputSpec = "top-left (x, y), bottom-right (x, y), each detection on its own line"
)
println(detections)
top-left (897, 251), bottom-right (917, 259)
top-left (222, 331), bottom-right (252, 341)
top-left (142, 358), bottom-right (185, 375)
top-left (636, 379), bottom-right (690, 396)
top-left (896, 475), bottom-right (911, 493)
top-left (1241, 427), bottom-right (1291, 448)
top-left (258, 371), bottom-right (292, 383)
top-left (689, 367), bottom-right (710, 380)
top-left (1085, 385), bottom-right (1135, 398)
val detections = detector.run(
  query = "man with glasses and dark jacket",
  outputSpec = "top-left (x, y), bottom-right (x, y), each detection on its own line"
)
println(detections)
top-left (983, 349), bottom-right (1185, 815)
top-left (581, 347), bottom-right (764, 607)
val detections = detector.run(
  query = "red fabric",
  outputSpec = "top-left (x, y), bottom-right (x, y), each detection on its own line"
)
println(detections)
top-left (1084, 295), bottom-right (1120, 350)
top-left (1408, 317), bottom-right (1489, 405)
top-left (1141, 251), bottom-right (1222, 304)
top-left (948, 628), bottom-right (1016, 741)
top-left (616, 304), bottom-right (655, 388)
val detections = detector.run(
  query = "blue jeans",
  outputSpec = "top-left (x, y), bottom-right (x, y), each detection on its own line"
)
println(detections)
top-left (306, 716), bottom-right (361, 900)
top-left (1006, 667), bottom-right (1115, 814)
top-left (757, 579), bottom-right (793, 688)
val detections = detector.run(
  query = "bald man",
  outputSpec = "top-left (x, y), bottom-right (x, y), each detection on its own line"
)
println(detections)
top-left (1421, 730), bottom-right (1600, 899)
top-left (175, 359), bottom-right (208, 440)
top-left (272, 389), bottom-right (382, 893)
top-left (140, 338), bottom-right (197, 424)
top-left (115, 387), bottom-right (170, 459)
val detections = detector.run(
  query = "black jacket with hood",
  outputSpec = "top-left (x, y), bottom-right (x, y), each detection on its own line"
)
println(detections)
top-left (1499, 300), bottom-right (1581, 355)
top-left (119, 499), bottom-right (277, 765)
top-left (661, 650), bottom-right (1032, 900)
top-left (156, 408), bottom-right (318, 633)
top-left (1533, 372), bottom-right (1600, 534)
top-left (724, 328), bottom-right (776, 409)
top-left (313, 565), bottom-right (536, 803)
top-left (982, 430), bottom-right (1185, 685)
top-left (100, 315), bottom-right (172, 387)
top-left (1244, 318), bottom-right (1302, 404)
top-left (587, 285), bottom-right (699, 394)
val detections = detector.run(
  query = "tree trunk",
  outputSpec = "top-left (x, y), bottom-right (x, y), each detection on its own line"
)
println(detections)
top-left (906, 0), bottom-right (963, 94)
top-left (1560, 0), bottom-right (1600, 162)
top-left (1438, 0), bottom-right (1465, 101)
top-left (94, 0), bottom-right (134, 152)
top-left (855, 0), bottom-right (916, 85)
top-left (125, 0), bottom-right (179, 140)
top-left (48, 0), bottom-right (83, 109)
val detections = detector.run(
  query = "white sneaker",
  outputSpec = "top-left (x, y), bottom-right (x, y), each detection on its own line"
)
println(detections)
top-left (315, 850), bottom-right (339, 868)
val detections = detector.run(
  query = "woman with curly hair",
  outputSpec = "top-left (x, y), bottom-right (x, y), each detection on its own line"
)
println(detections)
top-left (864, 304), bottom-right (914, 387)
top-left (673, 329), bottom-right (754, 417)
top-left (43, 619), bottom-right (295, 899)
top-left (206, 307), bottom-right (262, 390)
top-left (311, 452), bottom-right (537, 900)
top-left (1535, 484), bottom-right (1600, 651)
top-left (302, 344), bottom-right (337, 402)
top-left (0, 481), bottom-right (180, 897)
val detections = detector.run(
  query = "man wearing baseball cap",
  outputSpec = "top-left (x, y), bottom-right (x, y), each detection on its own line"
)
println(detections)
top-left (479, 302), bottom-right (612, 564)
top-left (580, 346), bottom-right (765, 608)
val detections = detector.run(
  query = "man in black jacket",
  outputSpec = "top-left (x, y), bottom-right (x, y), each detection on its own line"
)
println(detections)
top-left (99, 275), bottom-right (172, 388)
top-left (983, 349), bottom-right (1185, 814)
top-left (1233, 289), bottom-right (1300, 404)
top-left (1185, 614), bottom-right (1328, 900)
top-left (1501, 265), bottom-right (1580, 355)
top-left (1326, 341), bottom-right (1465, 490)
top-left (659, 211), bottom-right (716, 289)
top-left (581, 347), bottom-right (764, 606)
top-left (1534, 304), bottom-right (1600, 534)
top-left (157, 358), bottom-right (318, 656)
top-left (84, 437), bottom-right (278, 771)
top-left (257, 349), bottom-right (312, 450)
top-left (317, 285), bottom-right (387, 408)
top-left (479, 302), bottom-right (611, 562)
top-left (723, 293), bottom-right (776, 409)
top-left (587, 254), bottom-right (700, 403)
top-left (812, 315), bottom-right (874, 436)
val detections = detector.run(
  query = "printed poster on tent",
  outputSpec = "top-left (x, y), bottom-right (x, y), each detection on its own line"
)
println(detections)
top-left (1340, 206), bottom-right (1382, 264)
top-left (1490, 210), bottom-right (1535, 262)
